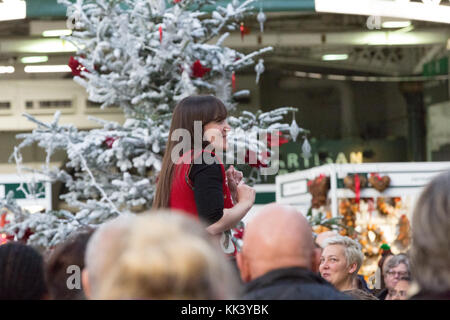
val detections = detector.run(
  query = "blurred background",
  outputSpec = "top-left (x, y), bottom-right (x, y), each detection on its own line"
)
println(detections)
top-left (0, 0), bottom-right (449, 206)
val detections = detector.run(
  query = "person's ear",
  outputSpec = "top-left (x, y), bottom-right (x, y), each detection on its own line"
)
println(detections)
top-left (311, 247), bottom-right (322, 273)
top-left (348, 262), bottom-right (358, 275)
top-left (236, 251), bottom-right (251, 283)
top-left (81, 269), bottom-right (91, 299)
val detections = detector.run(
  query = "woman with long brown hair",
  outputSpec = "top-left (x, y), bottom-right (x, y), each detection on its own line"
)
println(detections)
top-left (153, 95), bottom-right (255, 254)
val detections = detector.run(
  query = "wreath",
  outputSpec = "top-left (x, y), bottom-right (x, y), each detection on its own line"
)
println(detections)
top-left (358, 224), bottom-right (385, 258)
top-left (377, 197), bottom-right (401, 216)
top-left (307, 174), bottom-right (330, 209)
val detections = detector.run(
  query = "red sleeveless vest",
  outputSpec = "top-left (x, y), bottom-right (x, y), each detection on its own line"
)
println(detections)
top-left (169, 149), bottom-right (234, 218)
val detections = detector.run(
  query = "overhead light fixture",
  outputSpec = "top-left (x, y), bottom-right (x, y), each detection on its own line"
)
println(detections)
top-left (0, 66), bottom-right (15, 74)
top-left (24, 65), bottom-right (71, 73)
top-left (328, 74), bottom-right (347, 81)
top-left (315, 0), bottom-right (450, 25)
top-left (362, 32), bottom-right (423, 45)
top-left (382, 20), bottom-right (412, 29)
top-left (42, 29), bottom-right (73, 37)
top-left (20, 56), bottom-right (49, 64)
top-left (391, 25), bottom-right (415, 34)
top-left (322, 54), bottom-right (349, 61)
top-left (22, 205), bottom-right (46, 214)
top-left (0, 0), bottom-right (26, 22)
top-left (16, 39), bottom-right (78, 53)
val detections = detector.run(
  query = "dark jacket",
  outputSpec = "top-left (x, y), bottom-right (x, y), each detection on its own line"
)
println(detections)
top-left (343, 289), bottom-right (378, 300)
top-left (410, 290), bottom-right (450, 300)
top-left (376, 288), bottom-right (389, 300)
top-left (242, 267), bottom-right (353, 300)
top-left (356, 275), bottom-right (371, 293)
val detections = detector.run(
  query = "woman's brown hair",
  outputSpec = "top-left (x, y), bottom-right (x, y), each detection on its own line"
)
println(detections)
top-left (152, 95), bottom-right (227, 209)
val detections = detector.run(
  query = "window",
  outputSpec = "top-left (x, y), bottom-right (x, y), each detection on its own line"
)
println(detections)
top-left (0, 101), bottom-right (11, 110)
top-left (39, 100), bottom-right (73, 108)
top-left (86, 100), bottom-right (102, 109)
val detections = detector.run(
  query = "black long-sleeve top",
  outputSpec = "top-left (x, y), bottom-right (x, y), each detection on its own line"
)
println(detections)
top-left (188, 162), bottom-right (225, 226)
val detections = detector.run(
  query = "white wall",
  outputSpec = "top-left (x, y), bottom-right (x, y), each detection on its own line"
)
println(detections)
top-left (0, 79), bottom-right (125, 131)
top-left (0, 79), bottom-right (125, 173)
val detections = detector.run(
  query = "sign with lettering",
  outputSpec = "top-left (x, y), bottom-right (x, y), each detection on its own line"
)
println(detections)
top-left (238, 138), bottom-right (407, 185)
top-left (276, 162), bottom-right (450, 217)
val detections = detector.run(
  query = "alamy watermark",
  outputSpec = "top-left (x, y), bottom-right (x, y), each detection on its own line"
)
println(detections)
top-left (66, 265), bottom-right (82, 290)
top-left (170, 121), bottom-right (280, 175)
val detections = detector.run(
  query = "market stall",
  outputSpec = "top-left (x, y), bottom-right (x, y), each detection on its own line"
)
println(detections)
top-left (276, 162), bottom-right (450, 284)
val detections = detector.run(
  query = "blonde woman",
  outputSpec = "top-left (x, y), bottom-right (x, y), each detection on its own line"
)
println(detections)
top-left (82, 212), bottom-right (240, 300)
top-left (319, 235), bottom-right (377, 300)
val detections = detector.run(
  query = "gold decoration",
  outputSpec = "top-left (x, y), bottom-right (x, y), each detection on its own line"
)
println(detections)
top-left (395, 214), bottom-right (411, 248)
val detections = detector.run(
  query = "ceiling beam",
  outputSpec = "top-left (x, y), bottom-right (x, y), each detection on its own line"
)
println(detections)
top-left (25, 0), bottom-right (315, 19)
top-left (1, 29), bottom-right (447, 54)
top-left (218, 30), bottom-right (450, 48)
top-left (267, 56), bottom-right (405, 75)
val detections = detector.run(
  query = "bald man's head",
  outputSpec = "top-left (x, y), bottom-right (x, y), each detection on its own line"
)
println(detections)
top-left (236, 203), bottom-right (316, 282)
top-left (316, 230), bottom-right (338, 248)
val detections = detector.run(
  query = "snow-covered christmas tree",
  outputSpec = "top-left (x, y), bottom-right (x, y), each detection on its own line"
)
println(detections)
top-left (0, 0), bottom-right (310, 248)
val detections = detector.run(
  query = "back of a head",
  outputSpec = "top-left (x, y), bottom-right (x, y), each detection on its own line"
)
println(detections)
top-left (316, 230), bottom-right (338, 248)
top-left (84, 214), bottom-right (136, 298)
top-left (242, 203), bottom-right (314, 276)
top-left (0, 242), bottom-right (48, 300)
top-left (91, 212), bottom-right (239, 299)
top-left (45, 229), bottom-right (94, 299)
top-left (411, 170), bottom-right (450, 293)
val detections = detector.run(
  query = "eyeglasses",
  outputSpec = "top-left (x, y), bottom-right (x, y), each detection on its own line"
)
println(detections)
top-left (389, 290), bottom-right (407, 297)
top-left (386, 271), bottom-right (408, 278)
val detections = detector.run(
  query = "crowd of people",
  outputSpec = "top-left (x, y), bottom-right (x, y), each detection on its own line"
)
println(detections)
top-left (0, 168), bottom-right (448, 300)
top-left (0, 95), bottom-right (449, 300)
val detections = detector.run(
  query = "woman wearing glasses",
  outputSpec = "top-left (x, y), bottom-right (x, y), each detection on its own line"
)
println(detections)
top-left (377, 254), bottom-right (411, 300)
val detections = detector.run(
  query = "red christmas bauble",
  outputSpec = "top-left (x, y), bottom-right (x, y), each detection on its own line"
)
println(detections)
top-left (68, 56), bottom-right (87, 77)
top-left (191, 60), bottom-right (211, 78)
top-left (104, 136), bottom-right (117, 148)
top-left (267, 131), bottom-right (289, 147)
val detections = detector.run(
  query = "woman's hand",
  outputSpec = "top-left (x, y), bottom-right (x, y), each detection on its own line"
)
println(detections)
top-left (236, 181), bottom-right (255, 208)
top-left (206, 180), bottom-right (255, 236)
top-left (226, 165), bottom-right (243, 203)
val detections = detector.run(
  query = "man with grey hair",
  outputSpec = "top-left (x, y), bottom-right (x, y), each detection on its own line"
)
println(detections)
top-left (377, 254), bottom-right (410, 300)
top-left (319, 235), bottom-right (377, 299)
